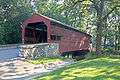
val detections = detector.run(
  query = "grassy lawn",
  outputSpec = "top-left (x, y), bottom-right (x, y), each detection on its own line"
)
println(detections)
top-left (33, 57), bottom-right (120, 80)
top-left (28, 57), bottom-right (66, 64)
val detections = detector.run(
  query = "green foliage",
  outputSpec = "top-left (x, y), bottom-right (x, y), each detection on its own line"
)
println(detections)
top-left (0, 0), bottom-right (33, 44)
top-left (33, 57), bottom-right (120, 80)
top-left (85, 51), bottom-right (120, 60)
top-left (35, 0), bottom-right (90, 30)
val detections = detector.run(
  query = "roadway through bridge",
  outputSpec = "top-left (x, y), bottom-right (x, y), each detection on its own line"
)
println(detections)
top-left (0, 47), bottom-right (20, 60)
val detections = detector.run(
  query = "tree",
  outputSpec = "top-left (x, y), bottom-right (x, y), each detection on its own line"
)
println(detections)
top-left (0, 0), bottom-right (33, 44)
top-left (65, 0), bottom-right (120, 54)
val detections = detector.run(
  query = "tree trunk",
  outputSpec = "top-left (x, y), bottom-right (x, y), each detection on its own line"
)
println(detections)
top-left (96, 0), bottom-right (104, 55)
top-left (103, 18), bottom-right (108, 49)
top-left (115, 33), bottom-right (118, 50)
top-left (118, 23), bottom-right (120, 50)
top-left (103, 35), bottom-right (107, 49)
top-left (96, 20), bottom-right (103, 54)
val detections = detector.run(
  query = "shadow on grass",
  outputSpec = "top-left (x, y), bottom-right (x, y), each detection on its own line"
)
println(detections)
top-left (28, 57), bottom-right (65, 64)
top-left (33, 57), bottom-right (120, 80)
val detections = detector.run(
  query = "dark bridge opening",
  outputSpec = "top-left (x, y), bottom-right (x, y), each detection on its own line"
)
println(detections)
top-left (25, 22), bottom-right (47, 44)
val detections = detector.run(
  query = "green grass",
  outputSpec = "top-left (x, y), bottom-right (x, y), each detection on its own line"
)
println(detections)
top-left (33, 57), bottom-right (120, 80)
top-left (28, 57), bottom-right (66, 64)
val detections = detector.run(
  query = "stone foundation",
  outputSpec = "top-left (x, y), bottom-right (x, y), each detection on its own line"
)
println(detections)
top-left (19, 43), bottom-right (60, 59)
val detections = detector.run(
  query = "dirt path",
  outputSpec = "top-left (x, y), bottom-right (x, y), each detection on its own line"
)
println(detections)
top-left (0, 58), bottom-right (74, 80)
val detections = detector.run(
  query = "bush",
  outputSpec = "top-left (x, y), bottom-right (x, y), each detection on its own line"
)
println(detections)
top-left (101, 49), bottom-right (120, 55)
top-left (85, 51), bottom-right (120, 60)
top-left (85, 51), bottom-right (98, 60)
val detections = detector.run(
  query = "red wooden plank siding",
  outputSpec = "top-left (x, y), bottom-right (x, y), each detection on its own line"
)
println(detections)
top-left (50, 24), bottom-right (91, 53)
top-left (21, 14), bottom-right (91, 54)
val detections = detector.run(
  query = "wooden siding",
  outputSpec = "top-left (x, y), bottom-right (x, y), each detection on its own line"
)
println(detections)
top-left (50, 24), bottom-right (91, 53)
top-left (21, 14), bottom-right (91, 53)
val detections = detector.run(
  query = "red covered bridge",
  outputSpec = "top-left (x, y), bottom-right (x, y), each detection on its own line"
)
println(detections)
top-left (21, 14), bottom-right (91, 54)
